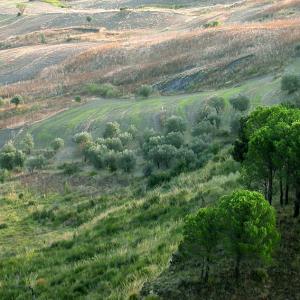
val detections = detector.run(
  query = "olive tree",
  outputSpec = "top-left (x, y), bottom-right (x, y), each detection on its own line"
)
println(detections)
top-left (165, 116), bottom-right (186, 134)
top-left (103, 122), bottom-right (120, 138)
top-left (229, 95), bottom-right (250, 112)
top-left (51, 138), bottom-right (64, 152)
top-left (118, 150), bottom-right (136, 173)
top-left (0, 142), bottom-right (25, 170)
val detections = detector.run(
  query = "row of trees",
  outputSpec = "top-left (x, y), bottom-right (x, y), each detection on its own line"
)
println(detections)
top-left (233, 106), bottom-right (300, 216)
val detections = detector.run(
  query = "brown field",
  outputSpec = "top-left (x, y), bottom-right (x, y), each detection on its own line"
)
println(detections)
top-left (1, 0), bottom-right (300, 128)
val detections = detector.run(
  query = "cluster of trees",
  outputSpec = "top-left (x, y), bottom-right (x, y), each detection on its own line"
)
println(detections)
top-left (233, 106), bottom-right (300, 217)
top-left (181, 190), bottom-right (279, 281)
top-left (73, 122), bottom-right (137, 173)
top-left (0, 134), bottom-right (64, 174)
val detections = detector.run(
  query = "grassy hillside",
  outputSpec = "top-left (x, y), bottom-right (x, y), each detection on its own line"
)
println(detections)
top-left (24, 74), bottom-right (280, 148)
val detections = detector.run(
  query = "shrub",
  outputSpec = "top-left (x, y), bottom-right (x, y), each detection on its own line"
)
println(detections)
top-left (191, 121), bottom-right (215, 136)
top-left (165, 115), bottom-right (186, 133)
top-left (104, 150), bottom-right (118, 172)
top-left (85, 83), bottom-right (120, 98)
top-left (229, 95), bottom-right (250, 112)
top-left (136, 85), bottom-right (153, 98)
top-left (21, 133), bottom-right (34, 155)
top-left (74, 95), bottom-right (82, 103)
top-left (165, 132), bottom-right (184, 148)
top-left (10, 95), bottom-right (23, 107)
top-left (204, 20), bottom-right (220, 28)
top-left (0, 169), bottom-right (10, 183)
top-left (281, 75), bottom-right (300, 94)
top-left (118, 150), bottom-right (136, 173)
top-left (51, 138), bottom-right (64, 152)
top-left (26, 155), bottom-right (47, 173)
top-left (59, 162), bottom-right (80, 175)
top-left (0, 142), bottom-right (25, 170)
top-left (208, 96), bottom-right (225, 114)
top-left (148, 171), bottom-right (171, 187)
top-left (16, 3), bottom-right (26, 16)
top-left (104, 137), bottom-right (123, 152)
top-left (118, 132), bottom-right (133, 146)
top-left (86, 16), bottom-right (92, 23)
top-left (73, 132), bottom-right (92, 146)
top-left (103, 122), bottom-right (121, 138)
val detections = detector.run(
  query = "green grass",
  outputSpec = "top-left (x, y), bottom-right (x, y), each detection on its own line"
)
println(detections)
top-left (42, 0), bottom-right (66, 8)
top-left (0, 154), bottom-right (241, 299)
top-left (22, 75), bottom-right (280, 148)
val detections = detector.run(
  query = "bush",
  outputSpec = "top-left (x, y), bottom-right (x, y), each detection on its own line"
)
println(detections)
top-left (74, 95), bottom-right (81, 103)
top-left (103, 122), bottom-right (121, 138)
top-left (204, 20), bottom-right (220, 28)
top-left (104, 137), bottom-right (123, 152)
top-left (136, 85), bottom-right (153, 98)
top-left (59, 162), bottom-right (80, 175)
top-left (10, 95), bottom-right (23, 107)
top-left (73, 132), bottom-right (92, 145)
top-left (104, 150), bottom-right (118, 172)
top-left (165, 132), bottom-right (184, 148)
top-left (0, 169), bottom-right (10, 183)
top-left (51, 138), bottom-right (64, 152)
top-left (26, 155), bottom-right (47, 173)
top-left (229, 95), bottom-right (250, 112)
top-left (85, 83), bottom-right (120, 98)
top-left (192, 121), bottom-right (215, 136)
top-left (0, 97), bottom-right (4, 106)
top-left (281, 75), bottom-right (300, 94)
top-left (0, 142), bottom-right (25, 170)
top-left (148, 171), bottom-right (171, 187)
top-left (118, 150), bottom-right (136, 173)
top-left (207, 96), bottom-right (225, 114)
top-left (165, 115), bottom-right (186, 133)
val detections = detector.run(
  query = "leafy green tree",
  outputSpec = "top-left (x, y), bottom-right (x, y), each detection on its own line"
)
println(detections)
top-left (135, 85), bottom-right (153, 98)
top-left (104, 137), bottom-right (123, 152)
top-left (191, 121), bottom-right (215, 136)
top-left (281, 75), bottom-right (300, 94)
top-left (208, 96), bottom-right (225, 114)
top-left (10, 95), bottom-right (23, 108)
top-left (104, 150), bottom-right (118, 172)
top-left (183, 207), bottom-right (221, 282)
top-left (26, 155), bottom-right (46, 173)
top-left (148, 144), bottom-right (177, 168)
top-left (51, 138), bottom-right (64, 152)
top-left (86, 16), bottom-right (92, 23)
top-left (22, 133), bottom-right (34, 155)
top-left (0, 142), bottom-right (25, 170)
top-left (118, 132), bottom-right (133, 147)
top-left (74, 96), bottom-right (81, 103)
top-left (165, 132), bottom-right (184, 148)
top-left (73, 132), bottom-right (92, 146)
top-left (219, 190), bottom-right (279, 280)
top-left (128, 124), bottom-right (138, 138)
top-left (118, 150), bottom-right (136, 173)
top-left (165, 116), bottom-right (186, 134)
top-left (229, 95), bottom-right (250, 112)
top-left (103, 122), bottom-right (120, 138)
top-left (85, 144), bottom-right (107, 169)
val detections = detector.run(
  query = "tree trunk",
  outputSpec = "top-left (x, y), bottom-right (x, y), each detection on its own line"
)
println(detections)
top-left (264, 179), bottom-right (268, 199)
top-left (204, 257), bottom-right (210, 283)
top-left (267, 167), bottom-right (273, 205)
top-left (294, 184), bottom-right (300, 218)
top-left (235, 254), bottom-right (241, 282)
top-left (285, 176), bottom-right (289, 205)
top-left (280, 176), bottom-right (283, 207)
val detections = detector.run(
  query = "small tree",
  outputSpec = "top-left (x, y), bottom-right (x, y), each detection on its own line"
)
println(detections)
top-left (0, 142), bottom-right (25, 170)
top-left (22, 133), bottom-right (34, 155)
top-left (74, 96), bottom-right (82, 103)
top-left (118, 150), bottom-right (136, 173)
top-left (51, 138), bottom-right (64, 152)
top-left (229, 95), bottom-right (250, 112)
top-left (183, 207), bottom-right (221, 282)
top-left (10, 95), bottom-right (23, 108)
top-left (135, 85), bottom-right (153, 98)
top-left (16, 3), bottom-right (26, 16)
top-left (73, 132), bottom-right (92, 146)
top-left (86, 16), bottom-right (92, 24)
top-left (165, 115), bottom-right (186, 134)
top-left (103, 122), bottom-right (120, 138)
top-left (219, 190), bottom-right (279, 280)
top-left (148, 144), bottom-right (177, 168)
top-left (281, 75), bottom-right (300, 94)
top-left (26, 155), bottom-right (46, 173)
top-left (208, 96), bottom-right (225, 114)
top-left (165, 132), bottom-right (184, 149)
top-left (104, 150), bottom-right (118, 172)
top-left (104, 137), bottom-right (123, 152)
